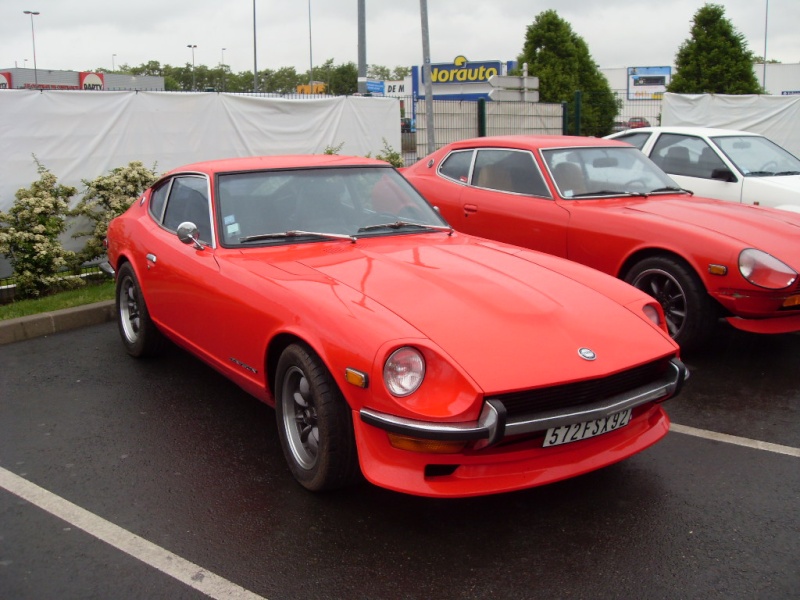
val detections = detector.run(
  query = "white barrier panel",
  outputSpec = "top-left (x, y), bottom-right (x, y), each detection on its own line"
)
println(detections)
top-left (0, 90), bottom-right (401, 212)
top-left (662, 92), bottom-right (800, 156)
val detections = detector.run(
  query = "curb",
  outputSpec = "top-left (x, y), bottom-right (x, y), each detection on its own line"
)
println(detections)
top-left (0, 300), bottom-right (116, 345)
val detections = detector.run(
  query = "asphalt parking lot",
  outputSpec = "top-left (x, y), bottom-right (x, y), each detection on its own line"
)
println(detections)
top-left (1, 314), bottom-right (798, 599)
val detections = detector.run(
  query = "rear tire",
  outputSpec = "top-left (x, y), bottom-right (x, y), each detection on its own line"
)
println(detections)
top-left (624, 256), bottom-right (716, 351)
top-left (115, 262), bottom-right (163, 357)
top-left (275, 343), bottom-right (360, 491)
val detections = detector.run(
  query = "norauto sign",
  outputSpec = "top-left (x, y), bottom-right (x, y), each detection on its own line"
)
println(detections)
top-left (426, 56), bottom-right (501, 85)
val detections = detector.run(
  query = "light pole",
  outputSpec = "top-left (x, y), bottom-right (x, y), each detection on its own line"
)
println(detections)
top-left (220, 47), bottom-right (227, 92)
top-left (762, 0), bottom-right (769, 91)
top-left (308, 0), bottom-right (314, 90)
top-left (112, 53), bottom-right (117, 71)
top-left (252, 0), bottom-right (258, 92)
top-left (187, 44), bottom-right (197, 91)
top-left (23, 10), bottom-right (40, 86)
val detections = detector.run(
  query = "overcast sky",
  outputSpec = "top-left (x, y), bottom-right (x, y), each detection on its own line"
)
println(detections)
top-left (2, 1), bottom-right (797, 76)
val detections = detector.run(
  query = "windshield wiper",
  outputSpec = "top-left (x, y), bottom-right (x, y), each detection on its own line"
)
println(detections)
top-left (357, 220), bottom-right (453, 234)
top-left (775, 171), bottom-right (800, 176)
top-left (649, 186), bottom-right (693, 195)
top-left (571, 190), bottom-right (647, 198)
top-left (240, 230), bottom-right (356, 243)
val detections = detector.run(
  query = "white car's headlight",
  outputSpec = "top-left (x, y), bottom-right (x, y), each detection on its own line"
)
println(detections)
top-left (384, 347), bottom-right (426, 397)
top-left (739, 248), bottom-right (797, 289)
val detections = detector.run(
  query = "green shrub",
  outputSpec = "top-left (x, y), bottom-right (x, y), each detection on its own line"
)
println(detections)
top-left (0, 160), bottom-right (80, 298)
top-left (70, 161), bottom-right (159, 264)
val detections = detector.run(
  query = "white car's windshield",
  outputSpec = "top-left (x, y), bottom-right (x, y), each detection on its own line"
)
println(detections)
top-left (542, 146), bottom-right (681, 199)
top-left (713, 135), bottom-right (800, 177)
top-left (216, 166), bottom-right (450, 246)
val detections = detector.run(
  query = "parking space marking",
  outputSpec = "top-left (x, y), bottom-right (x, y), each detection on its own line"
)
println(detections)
top-left (0, 466), bottom-right (267, 600)
top-left (671, 423), bottom-right (800, 457)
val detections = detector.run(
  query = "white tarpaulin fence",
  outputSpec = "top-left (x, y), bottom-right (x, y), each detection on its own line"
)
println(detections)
top-left (0, 90), bottom-right (401, 212)
top-left (662, 92), bottom-right (800, 156)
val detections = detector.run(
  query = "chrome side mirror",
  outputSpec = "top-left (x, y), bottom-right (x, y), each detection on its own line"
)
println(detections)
top-left (177, 222), bottom-right (204, 250)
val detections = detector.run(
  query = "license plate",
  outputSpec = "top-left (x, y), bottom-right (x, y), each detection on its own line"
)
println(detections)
top-left (543, 408), bottom-right (632, 447)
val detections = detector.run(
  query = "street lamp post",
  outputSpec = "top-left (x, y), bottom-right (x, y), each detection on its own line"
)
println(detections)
top-left (187, 44), bottom-right (197, 91)
top-left (23, 10), bottom-right (40, 86)
top-left (112, 53), bottom-right (116, 71)
top-left (220, 47), bottom-right (227, 92)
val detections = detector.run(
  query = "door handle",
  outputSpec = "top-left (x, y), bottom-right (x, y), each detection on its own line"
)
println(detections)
top-left (463, 204), bottom-right (478, 215)
top-left (146, 253), bottom-right (157, 269)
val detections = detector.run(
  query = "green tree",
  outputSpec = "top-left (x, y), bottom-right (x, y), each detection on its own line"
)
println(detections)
top-left (368, 64), bottom-right (391, 80)
top-left (391, 66), bottom-right (411, 80)
top-left (516, 10), bottom-right (616, 136)
top-left (668, 3), bottom-right (762, 94)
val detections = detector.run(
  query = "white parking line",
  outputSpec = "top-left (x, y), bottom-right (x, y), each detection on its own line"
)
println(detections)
top-left (0, 466), bottom-right (267, 600)
top-left (671, 423), bottom-right (800, 457)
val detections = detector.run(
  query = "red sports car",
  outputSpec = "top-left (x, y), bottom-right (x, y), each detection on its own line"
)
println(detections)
top-left (403, 135), bottom-right (800, 351)
top-left (105, 155), bottom-right (685, 498)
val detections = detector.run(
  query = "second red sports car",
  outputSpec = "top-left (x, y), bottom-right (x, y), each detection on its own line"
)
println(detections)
top-left (403, 135), bottom-right (800, 351)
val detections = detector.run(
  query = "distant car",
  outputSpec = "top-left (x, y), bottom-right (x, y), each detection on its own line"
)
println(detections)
top-left (607, 126), bottom-right (800, 211)
top-left (627, 117), bottom-right (651, 129)
top-left (401, 117), bottom-right (414, 133)
top-left (403, 135), bottom-right (800, 351)
top-left (104, 154), bottom-right (685, 498)
top-left (611, 121), bottom-right (629, 133)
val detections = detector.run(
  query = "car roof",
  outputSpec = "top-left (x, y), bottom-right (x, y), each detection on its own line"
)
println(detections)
top-left (166, 154), bottom-right (390, 176)
top-left (446, 135), bottom-right (632, 150)
top-left (614, 126), bottom-right (761, 138)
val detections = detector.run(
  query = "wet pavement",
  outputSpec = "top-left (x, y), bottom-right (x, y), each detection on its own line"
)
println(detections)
top-left (1, 321), bottom-right (798, 599)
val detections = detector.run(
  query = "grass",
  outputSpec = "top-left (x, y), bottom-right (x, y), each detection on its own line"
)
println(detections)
top-left (0, 280), bottom-right (115, 321)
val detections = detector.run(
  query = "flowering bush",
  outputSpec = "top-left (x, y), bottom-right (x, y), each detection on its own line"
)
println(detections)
top-left (70, 161), bottom-right (159, 264)
top-left (0, 160), bottom-right (79, 298)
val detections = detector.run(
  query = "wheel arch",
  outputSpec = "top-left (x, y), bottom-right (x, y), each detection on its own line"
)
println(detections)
top-left (618, 247), bottom-right (702, 285)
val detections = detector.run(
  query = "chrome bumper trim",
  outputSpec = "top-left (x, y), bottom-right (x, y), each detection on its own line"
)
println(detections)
top-left (359, 358), bottom-right (687, 446)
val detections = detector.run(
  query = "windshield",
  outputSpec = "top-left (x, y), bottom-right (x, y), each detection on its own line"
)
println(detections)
top-left (216, 166), bottom-right (449, 246)
top-left (542, 146), bottom-right (680, 198)
top-left (713, 135), bottom-right (800, 177)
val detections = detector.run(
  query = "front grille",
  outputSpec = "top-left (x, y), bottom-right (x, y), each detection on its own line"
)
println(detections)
top-left (487, 359), bottom-right (670, 419)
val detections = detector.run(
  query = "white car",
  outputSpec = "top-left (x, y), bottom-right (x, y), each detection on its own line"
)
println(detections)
top-left (607, 126), bottom-right (800, 212)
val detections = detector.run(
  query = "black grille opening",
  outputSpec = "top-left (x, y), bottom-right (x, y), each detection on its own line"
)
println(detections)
top-left (487, 358), bottom-right (670, 418)
top-left (425, 464), bottom-right (460, 478)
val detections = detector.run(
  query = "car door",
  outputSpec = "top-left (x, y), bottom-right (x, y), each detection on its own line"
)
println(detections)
top-left (647, 133), bottom-right (744, 203)
top-left (140, 174), bottom-right (225, 359)
top-left (453, 148), bottom-right (570, 257)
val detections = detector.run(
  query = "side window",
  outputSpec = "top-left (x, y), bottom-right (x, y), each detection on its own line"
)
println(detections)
top-left (438, 150), bottom-right (474, 183)
top-left (148, 181), bottom-right (170, 222)
top-left (163, 176), bottom-right (213, 243)
top-left (472, 149), bottom-right (551, 197)
top-left (651, 134), bottom-right (723, 178)
top-left (613, 132), bottom-right (651, 150)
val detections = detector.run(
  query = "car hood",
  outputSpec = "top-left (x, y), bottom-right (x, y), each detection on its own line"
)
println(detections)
top-left (272, 236), bottom-right (675, 393)
top-left (741, 174), bottom-right (800, 209)
top-left (623, 195), bottom-right (800, 264)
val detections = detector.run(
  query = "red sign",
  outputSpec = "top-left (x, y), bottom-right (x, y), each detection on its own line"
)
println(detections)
top-left (0, 72), bottom-right (12, 89)
top-left (79, 72), bottom-right (105, 90)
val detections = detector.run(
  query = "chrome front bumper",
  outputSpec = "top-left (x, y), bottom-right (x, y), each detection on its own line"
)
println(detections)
top-left (360, 358), bottom-right (687, 448)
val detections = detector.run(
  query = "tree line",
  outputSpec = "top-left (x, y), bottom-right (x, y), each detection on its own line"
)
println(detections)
top-left (101, 59), bottom-right (411, 95)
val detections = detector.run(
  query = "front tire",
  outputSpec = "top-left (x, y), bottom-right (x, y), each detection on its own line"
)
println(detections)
top-left (275, 343), bottom-right (360, 491)
top-left (624, 256), bottom-right (716, 351)
top-left (115, 262), bottom-right (163, 357)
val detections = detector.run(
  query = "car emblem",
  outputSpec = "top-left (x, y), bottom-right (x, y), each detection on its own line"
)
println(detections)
top-left (578, 348), bottom-right (596, 361)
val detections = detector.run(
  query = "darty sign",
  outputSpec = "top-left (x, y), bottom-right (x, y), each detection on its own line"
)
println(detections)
top-left (425, 56), bottom-right (501, 85)
top-left (79, 72), bottom-right (105, 90)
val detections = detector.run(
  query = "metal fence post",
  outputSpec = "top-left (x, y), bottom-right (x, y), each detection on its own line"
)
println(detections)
top-left (573, 90), bottom-right (582, 136)
top-left (477, 98), bottom-right (487, 137)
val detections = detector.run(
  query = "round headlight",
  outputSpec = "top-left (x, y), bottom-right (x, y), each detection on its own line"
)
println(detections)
top-left (739, 248), bottom-right (797, 289)
top-left (384, 347), bottom-right (426, 397)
